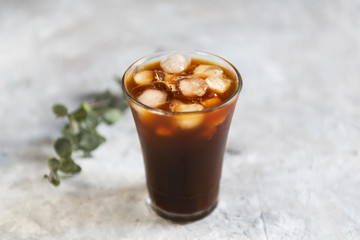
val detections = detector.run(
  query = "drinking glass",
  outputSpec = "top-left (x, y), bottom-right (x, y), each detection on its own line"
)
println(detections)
top-left (121, 50), bottom-right (242, 222)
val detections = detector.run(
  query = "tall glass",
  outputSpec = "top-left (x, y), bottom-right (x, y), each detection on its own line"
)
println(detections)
top-left (121, 50), bottom-right (242, 222)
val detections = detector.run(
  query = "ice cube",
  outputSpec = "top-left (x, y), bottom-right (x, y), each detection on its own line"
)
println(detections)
top-left (175, 113), bottom-right (204, 129)
top-left (202, 97), bottom-right (222, 108)
top-left (205, 76), bottom-right (231, 94)
top-left (160, 53), bottom-right (190, 74)
top-left (131, 81), bottom-right (171, 98)
top-left (134, 70), bottom-right (153, 85)
top-left (130, 102), bottom-right (155, 126)
top-left (194, 65), bottom-right (224, 78)
top-left (178, 77), bottom-right (207, 97)
top-left (137, 89), bottom-right (168, 108)
top-left (156, 126), bottom-right (173, 136)
top-left (169, 100), bottom-right (204, 112)
top-left (170, 100), bottom-right (204, 129)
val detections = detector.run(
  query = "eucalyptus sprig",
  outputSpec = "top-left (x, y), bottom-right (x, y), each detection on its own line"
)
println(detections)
top-left (44, 91), bottom-right (128, 186)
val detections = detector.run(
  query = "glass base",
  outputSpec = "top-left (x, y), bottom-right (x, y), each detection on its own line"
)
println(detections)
top-left (147, 198), bottom-right (218, 223)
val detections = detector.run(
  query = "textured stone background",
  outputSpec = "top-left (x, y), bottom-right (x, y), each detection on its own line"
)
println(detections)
top-left (0, 0), bottom-right (359, 239)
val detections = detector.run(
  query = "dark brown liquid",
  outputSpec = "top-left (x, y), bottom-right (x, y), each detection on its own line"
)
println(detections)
top-left (125, 58), bottom-right (239, 221)
top-left (138, 109), bottom-right (235, 221)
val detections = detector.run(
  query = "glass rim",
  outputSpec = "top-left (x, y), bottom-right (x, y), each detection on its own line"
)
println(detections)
top-left (121, 50), bottom-right (243, 115)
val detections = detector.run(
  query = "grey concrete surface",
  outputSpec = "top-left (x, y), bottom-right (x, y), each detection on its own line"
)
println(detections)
top-left (0, 0), bottom-right (359, 239)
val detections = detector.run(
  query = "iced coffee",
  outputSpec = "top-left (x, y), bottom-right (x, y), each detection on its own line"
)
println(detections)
top-left (122, 51), bottom-right (242, 222)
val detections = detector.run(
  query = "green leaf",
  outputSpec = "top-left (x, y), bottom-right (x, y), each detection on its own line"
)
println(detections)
top-left (45, 90), bottom-right (129, 186)
top-left (52, 104), bottom-right (68, 117)
top-left (72, 107), bottom-right (87, 121)
top-left (82, 101), bottom-right (92, 112)
top-left (71, 102), bottom-right (95, 122)
top-left (68, 117), bottom-right (80, 134)
top-left (61, 124), bottom-right (79, 148)
top-left (82, 111), bottom-right (100, 129)
top-left (59, 158), bottom-right (81, 174)
top-left (102, 108), bottom-right (122, 125)
top-left (54, 138), bottom-right (72, 158)
top-left (46, 171), bottom-right (60, 186)
top-left (78, 130), bottom-right (105, 152)
top-left (48, 157), bottom-right (60, 171)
